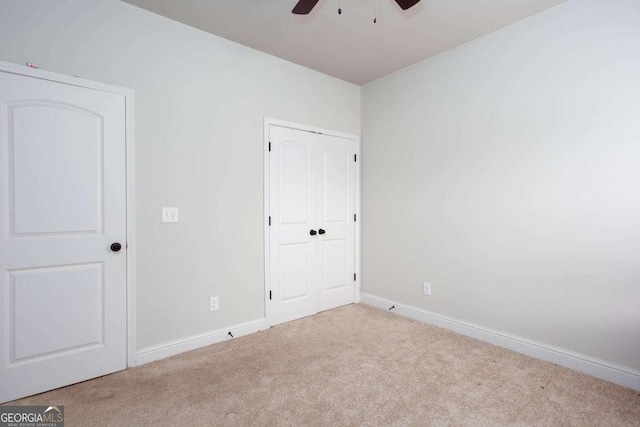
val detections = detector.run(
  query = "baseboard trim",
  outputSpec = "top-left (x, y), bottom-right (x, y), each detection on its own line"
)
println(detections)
top-left (133, 318), bottom-right (266, 366)
top-left (360, 293), bottom-right (640, 391)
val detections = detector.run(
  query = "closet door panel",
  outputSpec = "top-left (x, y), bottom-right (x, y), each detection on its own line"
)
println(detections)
top-left (317, 136), bottom-right (356, 312)
top-left (268, 126), bottom-right (318, 325)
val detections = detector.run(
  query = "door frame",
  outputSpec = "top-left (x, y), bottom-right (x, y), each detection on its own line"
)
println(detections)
top-left (263, 117), bottom-right (361, 328)
top-left (0, 61), bottom-right (137, 367)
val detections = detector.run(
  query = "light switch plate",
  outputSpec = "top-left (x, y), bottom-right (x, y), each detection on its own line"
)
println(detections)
top-left (162, 207), bottom-right (179, 223)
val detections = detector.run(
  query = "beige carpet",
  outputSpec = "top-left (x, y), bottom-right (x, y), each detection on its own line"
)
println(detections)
top-left (6, 304), bottom-right (640, 426)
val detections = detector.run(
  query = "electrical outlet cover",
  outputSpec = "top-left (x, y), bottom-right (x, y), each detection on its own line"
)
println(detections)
top-left (423, 282), bottom-right (432, 296)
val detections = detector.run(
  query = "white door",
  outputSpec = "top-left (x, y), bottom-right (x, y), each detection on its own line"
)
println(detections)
top-left (316, 135), bottom-right (356, 312)
top-left (0, 69), bottom-right (127, 403)
top-left (268, 126), bottom-right (317, 326)
top-left (268, 125), bottom-right (356, 326)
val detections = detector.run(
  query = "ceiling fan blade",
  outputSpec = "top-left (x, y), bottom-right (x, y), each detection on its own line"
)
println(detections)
top-left (394, 0), bottom-right (421, 10)
top-left (292, 0), bottom-right (320, 15)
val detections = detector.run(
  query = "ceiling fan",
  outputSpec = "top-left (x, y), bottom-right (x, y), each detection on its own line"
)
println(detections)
top-left (292, 0), bottom-right (421, 15)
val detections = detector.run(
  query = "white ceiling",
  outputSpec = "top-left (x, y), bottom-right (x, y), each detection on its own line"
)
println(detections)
top-left (122, 0), bottom-right (565, 85)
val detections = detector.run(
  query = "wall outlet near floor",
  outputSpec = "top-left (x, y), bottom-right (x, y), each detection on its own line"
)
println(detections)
top-left (209, 296), bottom-right (219, 312)
top-left (423, 282), bottom-right (432, 296)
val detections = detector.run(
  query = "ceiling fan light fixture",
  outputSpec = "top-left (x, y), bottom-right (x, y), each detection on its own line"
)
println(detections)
top-left (292, 0), bottom-right (420, 15)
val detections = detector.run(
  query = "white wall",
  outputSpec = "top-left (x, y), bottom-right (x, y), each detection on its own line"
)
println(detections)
top-left (0, 0), bottom-right (360, 351)
top-left (362, 0), bottom-right (640, 371)
top-left (1, 0), bottom-right (637, 375)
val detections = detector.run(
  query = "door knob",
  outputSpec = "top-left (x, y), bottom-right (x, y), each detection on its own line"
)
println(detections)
top-left (318, 229), bottom-right (326, 235)
top-left (309, 230), bottom-right (317, 236)
top-left (110, 242), bottom-right (122, 252)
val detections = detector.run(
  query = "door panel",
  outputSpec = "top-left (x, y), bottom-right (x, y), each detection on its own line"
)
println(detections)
top-left (0, 69), bottom-right (127, 403)
top-left (279, 143), bottom-right (310, 225)
top-left (11, 263), bottom-right (103, 363)
top-left (321, 238), bottom-right (348, 291)
top-left (279, 243), bottom-right (310, 301)
top-left (10, 102), bottom-right (103, 236)
top-left (323, 149), bottom-right (349, 223)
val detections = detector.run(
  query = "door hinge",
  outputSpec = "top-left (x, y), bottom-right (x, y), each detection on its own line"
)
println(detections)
top-left (268, 142), bottom-right (271, 152)
top-left (354, 154), bottom-right (357, 162)
top-left (354, 213), bottom-right (356, 222)
top-left (269, 290), bottom-right (272, 300)
top-left (354, 273), bottom-right (357, 281)
top-left (269, 216), bottom-right (271, 226)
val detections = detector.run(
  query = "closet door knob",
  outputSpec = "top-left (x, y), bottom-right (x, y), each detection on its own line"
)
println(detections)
top-left (318, 229), bottom-right (326, 235)
top-left (110, 242), bottom-right (122, 252)
top-left (309, 230), bottom-right (317, 236)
